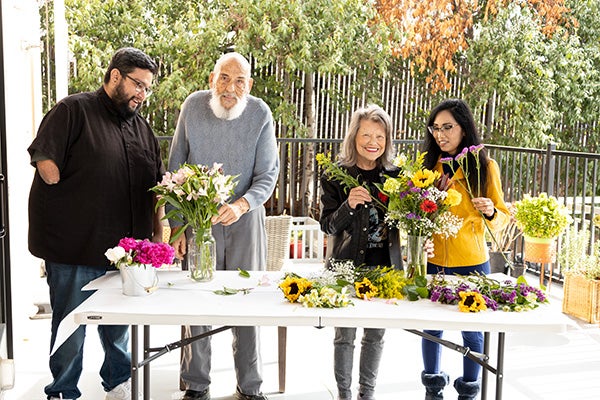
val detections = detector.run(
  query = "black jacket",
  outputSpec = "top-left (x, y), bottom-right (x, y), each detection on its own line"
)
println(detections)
top-left (319, 164), bottom-right (402, 269)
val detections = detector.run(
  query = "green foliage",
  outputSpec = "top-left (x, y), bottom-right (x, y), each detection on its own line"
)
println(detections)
top-left (464, 1), bottom-right (600, 149)
top-left (513, 193), bottom-right (573, 238)
top-left (558, 226), bottom-right (600, 280)
top-left (42, 0), bottom-right (600, 150)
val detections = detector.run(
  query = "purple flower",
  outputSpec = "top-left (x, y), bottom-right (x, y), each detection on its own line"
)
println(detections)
top-left (440, 157), bottom-right (454, 164)
top-left (455, 147), bottom-right (469, 162)
top-left (469, 144), bottom-right (485, 154)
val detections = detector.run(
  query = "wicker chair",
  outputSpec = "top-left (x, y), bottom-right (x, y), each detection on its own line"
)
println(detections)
top-left (265, 215), bottom-right (292, 392)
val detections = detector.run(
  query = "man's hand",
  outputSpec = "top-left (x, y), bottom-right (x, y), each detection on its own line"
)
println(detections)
top-left (170, 227), bottom-right (187, 260)
top-left (36, 159), bottom-right (60, 185)
top-left (212, 198), bottom-right (250, 226)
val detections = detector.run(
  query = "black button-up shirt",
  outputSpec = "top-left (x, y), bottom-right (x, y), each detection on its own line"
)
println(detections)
top-left (28, 87), bottom-right (164, 266)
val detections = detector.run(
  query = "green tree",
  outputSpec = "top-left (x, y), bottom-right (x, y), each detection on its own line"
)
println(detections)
top-left (224, 0), bottom-right (395, 212)
top-left (464, 1), bottom-right (599, 149)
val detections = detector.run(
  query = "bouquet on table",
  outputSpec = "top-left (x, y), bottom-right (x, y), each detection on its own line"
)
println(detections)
top-left (379, 152), bottom-right (463, 277)
top-left (151, 162), bottom-right (238, 281)
top-left (105, 237), bottom-right (175, 269)
top-left (278, 259), bottom-right (430, 308)
top-left (428, 272), bottom-right (548, 312)
top-left (105, 237), bottom-right (176, 295)
top-left (379, 151), bottom-right (463, 238)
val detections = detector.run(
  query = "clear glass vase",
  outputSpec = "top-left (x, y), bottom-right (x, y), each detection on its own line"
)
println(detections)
top-left (405, 234), bottom-right (427, 279)
top-left (187, 228), bottom-right (216, 282)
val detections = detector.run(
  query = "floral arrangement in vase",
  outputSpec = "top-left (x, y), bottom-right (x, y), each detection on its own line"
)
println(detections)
top-left (105, 238), bottom-right (176, 296)
top-left (105, 237), bottom-right (175, 268)
top-left (380, 151), bottom-right (463, 238)
top-left (379, 152), bottom-right (463, 278)
top-left (151, 163), bottom-right (238, 281)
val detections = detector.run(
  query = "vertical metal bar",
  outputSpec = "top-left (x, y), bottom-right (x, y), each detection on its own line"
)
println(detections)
top-left (481, 332), bottom-right (490, 400)
top-left (496, 333), bottom-right (506, 400)
top-left (131, 325), bottom-right (139, 400)
top-left (545, 143), bottom-right (556, 195)
top-left (143, 325), bottom-right (150, 400)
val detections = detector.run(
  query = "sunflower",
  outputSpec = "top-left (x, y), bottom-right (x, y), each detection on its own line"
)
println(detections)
top-left (279, 276), bottom-right (312, 303)
top-left (458, 291), bottom-right (488, 313)
top-left (354, 278), bottom-right (378, 300)
top-left (411, 169), bottom-right (439, 188)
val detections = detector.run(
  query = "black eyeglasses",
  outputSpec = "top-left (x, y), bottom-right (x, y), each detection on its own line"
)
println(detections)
top-left (123, 74), bottom-right (153, 96)
top-left (427, 123), bottom-right (457, 134)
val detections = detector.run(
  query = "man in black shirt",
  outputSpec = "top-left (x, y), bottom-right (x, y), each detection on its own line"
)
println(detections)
top-left (28, 47), bottom-right (163, 400)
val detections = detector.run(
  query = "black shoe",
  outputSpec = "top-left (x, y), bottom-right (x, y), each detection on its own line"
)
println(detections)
top-left (182, 388), bottom-right (210, 400)
top-left (234, 388), bottom-right (268, 400)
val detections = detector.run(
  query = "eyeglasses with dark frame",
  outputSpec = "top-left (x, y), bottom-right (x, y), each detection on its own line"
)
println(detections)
top-left (123, 74), bottom-right (153, 97)
top-left (427, 123), bottom-right (458, 135)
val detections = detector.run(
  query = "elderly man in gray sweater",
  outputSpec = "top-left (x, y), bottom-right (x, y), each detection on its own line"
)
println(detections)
top-left (168, 52), bottom-right (279, 400)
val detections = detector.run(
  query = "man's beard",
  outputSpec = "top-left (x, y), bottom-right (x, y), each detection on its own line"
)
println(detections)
top-left (209, 90), bottom-right (248, 120)
top-left (113, 82), bottom-right (141, 118)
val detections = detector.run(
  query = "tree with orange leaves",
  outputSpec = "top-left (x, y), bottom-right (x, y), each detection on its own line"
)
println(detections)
top-left (375, 0), bottom-right (574, 93)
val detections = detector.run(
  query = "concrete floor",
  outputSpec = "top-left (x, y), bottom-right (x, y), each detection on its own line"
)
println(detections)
top-left (3, 273), bottom-right (600, 400)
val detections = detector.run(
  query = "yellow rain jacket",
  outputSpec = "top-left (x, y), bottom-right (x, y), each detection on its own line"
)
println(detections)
top-left (429, 158), bottom-right (510, 268)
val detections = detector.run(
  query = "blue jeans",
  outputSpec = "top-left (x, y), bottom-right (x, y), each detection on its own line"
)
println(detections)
top-left (45, 262), bottom-right (131, 399)
top-left (334, 327), bottom-right (385, 400)
top-left (422, 261), bottom-right (490, 382)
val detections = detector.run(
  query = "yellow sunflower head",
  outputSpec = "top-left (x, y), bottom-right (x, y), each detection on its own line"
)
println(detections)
top-left (458, 291), bottom-right (488, 313)
top-left (279, 276), bottom-right (312, 303)
top-left (411, 169), bottom-right (439, 188)
top-left (354, 278), bottom-right (378, 300)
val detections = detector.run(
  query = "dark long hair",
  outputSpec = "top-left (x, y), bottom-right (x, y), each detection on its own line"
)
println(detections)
top-left (422, 99), bottom-right (490, 196)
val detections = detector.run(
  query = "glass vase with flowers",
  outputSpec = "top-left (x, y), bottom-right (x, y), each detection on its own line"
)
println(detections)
top-left (151, 163), bottom-right (238, 282)
top-left (378, 152), bottom-right (463, 278)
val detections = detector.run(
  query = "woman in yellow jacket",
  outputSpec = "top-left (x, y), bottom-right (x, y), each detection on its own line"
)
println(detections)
top-left (420, 99), bottom-right (509, 400)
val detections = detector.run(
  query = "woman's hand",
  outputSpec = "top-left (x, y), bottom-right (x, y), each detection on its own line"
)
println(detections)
top-left (347, 186), bottom-right (372, 209)
top-left (472, 197), bottom-right (495, 218)
top-left (424, 238), bottom-right (435, 258)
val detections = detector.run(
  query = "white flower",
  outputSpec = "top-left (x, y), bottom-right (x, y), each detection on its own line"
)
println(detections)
top-left (104, 246), bottom-right (126, 263)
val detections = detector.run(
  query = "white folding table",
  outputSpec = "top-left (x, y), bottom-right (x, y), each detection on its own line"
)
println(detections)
top-left (55, 270), bottom-right (572, 400)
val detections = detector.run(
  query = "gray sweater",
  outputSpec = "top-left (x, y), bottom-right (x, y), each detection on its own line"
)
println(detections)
top-left (168, 90), bottom-right (279, 210)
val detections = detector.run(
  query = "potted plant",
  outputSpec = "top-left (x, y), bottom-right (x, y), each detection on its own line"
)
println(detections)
top-left (488, 202), bottom-right (522, 274)
top-left (559, 217), bottom-right (600, 323)
top-left (513, 193), bottom-right (573, 263)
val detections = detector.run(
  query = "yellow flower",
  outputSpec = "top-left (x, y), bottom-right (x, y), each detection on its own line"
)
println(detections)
top-left (444, 188), bottom-right (462, 207)
top-left (411, 169), bottom-right (439, 188)
top-left (354, 278), bottom-right (378, 299)
top-left (393, 153), bottom-right (408, 168)
top-left (593, 214), bottom-right (600, 229)
top-left (383, 177), bottom-right (401, 194)
top-left (279, 276), bottom-right (312, 303)
top-left (458, 291), bottom-right (488, 313)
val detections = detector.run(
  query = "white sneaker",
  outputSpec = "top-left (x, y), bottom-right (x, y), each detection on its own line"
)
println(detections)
top-left (105, 379), bottom-right (143, 400)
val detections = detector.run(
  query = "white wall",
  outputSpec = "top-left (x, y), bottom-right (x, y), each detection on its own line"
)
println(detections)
top-left (1, 0), bottom-right (46, 342)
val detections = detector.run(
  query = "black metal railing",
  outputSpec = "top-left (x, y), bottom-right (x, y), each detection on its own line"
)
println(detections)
top-left (158, 136), bottom-right (600, 280)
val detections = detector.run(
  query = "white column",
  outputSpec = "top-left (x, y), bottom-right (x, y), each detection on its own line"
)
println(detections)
top-left (53, 0), bottom-right (68, 102)
top-left (1, 0), bottom-right (46, 346)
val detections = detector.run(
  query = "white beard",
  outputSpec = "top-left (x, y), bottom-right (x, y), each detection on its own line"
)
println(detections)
top-left (209, 91), bottom-right (248, 120)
